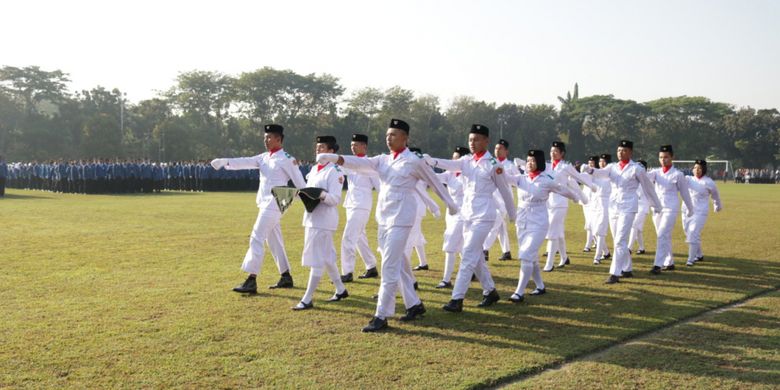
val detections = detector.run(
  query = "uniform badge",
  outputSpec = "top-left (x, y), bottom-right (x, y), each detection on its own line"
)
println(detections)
top-left (292, 159), bottom-right (299, 166)
top-left (338, 176), bottom-right (344, 184)
top-left (496, 167), bottom-right (504, 175)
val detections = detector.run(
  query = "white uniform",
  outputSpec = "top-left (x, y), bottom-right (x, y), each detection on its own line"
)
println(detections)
top-left (591, 161), bottom-right (661, 277)
top-left (431, 151), bottom-right (516, 302)
top-left (333, 149), bottom-right (457, 320)
top-left (437, 171), bottom-right (466, 283)
top-left (513, 172), bottom-right (583, 295)
top-left (628, 185), bottom-right (651, 252)
top-left (590, 173), bottom-right (612, 260)
top-left (647, 166), bottom-right (694, 268)
top-left (682, 175), bottom-right (722, 263)
top-left (484, 158), bottom-right (520, 254)
top-left (224, 149), bottom-right (306, 276)
top-left (544, 160), bottom-right (594, 270)
top-left (581, 164), bottom-right (597, 250)
top-left (299, 163), bottom-right (347, 303)
top-left (340, 162), bottom-right (380, 275)
top-left (409, 180), bottom-right (439, 267)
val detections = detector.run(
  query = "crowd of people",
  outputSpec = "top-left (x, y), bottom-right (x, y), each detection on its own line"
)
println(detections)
top-left (734, 168), bottom-right (779, 184)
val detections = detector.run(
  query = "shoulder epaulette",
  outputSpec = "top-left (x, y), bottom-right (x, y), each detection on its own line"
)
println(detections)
top-left (543, 174), bottom-right (554, 180)
top-left (414, 151), bottom-right (423, 159)
top-left (284, 152), bottom-right (292, 159)
top-left (490, 157), bottom-right (497, 165)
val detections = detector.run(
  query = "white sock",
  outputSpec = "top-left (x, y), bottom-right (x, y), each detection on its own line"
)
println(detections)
top-left (545, 240), bottom-right (557, 270)
top-left (302, 267), bottom-right (323, 303)
top-left (557, 238), bottom-right (568, 265)
top-left (324, 261), bottom-right (346, 294)
top-left (531, 261), bottom-right (545, 290)
top-left (415, 245), bottom-right (427, 267)
top-left (516, 260), bottom-right (534, 295)
top-left (443, 252), bottom-right (456, 283)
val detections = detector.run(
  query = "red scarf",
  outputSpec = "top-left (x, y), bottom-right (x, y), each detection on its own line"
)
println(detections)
top-left (455, 172), bottom-right (461, 177)
top-left (529, 170), bottom-right (541, 180)
top-left (473, 150), bottom-right (486, 162)
top-left (662, 165), bottom-right (671, 173)
top-left (269, 147), bottom-right (282, 156)
top-left (392, 148), bottom-right (407, 160)
top-left (498, 157), bottom-right (506, 162)
top-left (317, 163), bottom-right (327, 172)
top-left (356, 153), bottom-right (366, 157)
top-left (553, 159), bottom-right (561, 169)
top-left (619, 159), bottom-right (629, 170)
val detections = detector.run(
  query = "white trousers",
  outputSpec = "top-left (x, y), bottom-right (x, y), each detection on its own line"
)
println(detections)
top-left (683, 213), bottom-right (708, 261)
top-left (301, 227), bottom-right (345, 303)
top-left (484, 212), bottom-right (511, 253)
top-left (375, 225), bottom-right (421, 319)
top-left (452, 220), bottom-right (496, 300)
top-left (653, 211), bottom-right (679, 267)
top-left (340, 208), bottom-right (377, 274)
top-left (241, 209), bottom-right (291, 276)
top-left (609, 211), bottom-right (636, 276)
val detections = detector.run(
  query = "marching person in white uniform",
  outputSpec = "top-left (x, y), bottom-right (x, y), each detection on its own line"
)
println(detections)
top-left (646, 145), bottom-right (694, 274)
top-left (591, 153), bottom-right (613, 264)
top-left (588, 140), bottom-right (661, 284)
top-left (340, 134), bottom-right (380, 282)
top-left (318, 119), bottom-right (458, 332)
top-left (628, 160), bottom-right (651, 254)
top-left (293, 136), bottom-right (349, 310)
top-left (434, 146), bottom-right (470, 289)
top-left (581, 156), bottom-right (598, 253)
top-left (682, 160), bottom-right (723, 266)
top-left (543, 141), bottom-right (596, 271)
top-left (509, 149), bottom-right (586, 302)
top-left (211, 124), bottom-right (307, 294)
top-left (426, 124), bottom-right (517, 313)
top-left (483, 139), bottom-right (521, 261)
top-left (409, 147), bottom-right (439, 271)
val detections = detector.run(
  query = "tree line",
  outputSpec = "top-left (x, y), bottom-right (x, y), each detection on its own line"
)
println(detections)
top-left (1, 65), bottom-right (778, 167)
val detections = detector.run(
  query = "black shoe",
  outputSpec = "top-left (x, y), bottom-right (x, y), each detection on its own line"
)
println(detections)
top-left (499, 251), bottom-right (512, 261)
top-left (663, 264), bottom-right (676, 271)
top-left (362, 316), bottom-right (388, 332)
top-left (542, 252), bottom-right (548, 257)
top-left (232, 277), bottom-right (258, 293)
top-left (471, 274), bottom-right (477, 281)
top-left (603, 253), bottom-right (611, 259)
top-left (435, 281), bottom-right (453, 289)
top-left (621, 271), bottom-right (634, 278)
top-left (359, 267), bottom-right (379, 279)
top-left (686, 261), bottom-right (695, 267)
top-left (326, 290), bottom-right (349, 302)
top-left (583, 248), bottom-right (591, 252)
top-left (649, 266), bottom-right (662, 275)
top-left (605, 275), bottom-right (620, 284)
top-left (478, 289), bottom-right (500, 307)
top-left (628, 249), bottom-right (632, 255)
top-left (340, 273), bottom-right (353, 283)
top-left (543, 266), bottom-right (554, 272)
top-left (292, 301), bottom-right (314, 310)
top-left (695, 256), bottom-right (704, 262)
top-left (399, 303), bottom-right (426, 321)
top-left (530, 288), bottom-right (546, 296)
top-left (269, 275), bottom-right (293, 289)
top-left (559, 258), bottom-right (570, 268)
top-left (593, 258), bottom-right (601, 265)
top-left (413, 282), bottom-right (419, 290)
top-left (442, 299), bottom-right (464, 312)
top-left (413, 264), bottom-right (429, 271)
top-left (483, 250), bottom-right (489, 262)
top-left (637, 249), bottom-right (646, 254)
top-left (508, 293), bottom-right (524, 303)
top-left (372, 293), bottom-right (378, 300)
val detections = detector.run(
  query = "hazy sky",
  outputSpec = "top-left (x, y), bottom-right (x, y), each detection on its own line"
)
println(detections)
top-left (4, 0), bottom-right (779, 109)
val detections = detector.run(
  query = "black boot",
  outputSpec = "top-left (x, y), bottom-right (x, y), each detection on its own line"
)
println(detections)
top-left (232, 276), bottom-right (257, 293)
top-left (399, 303), bottom-right (426, 321)
top-left (358, 267), bottom-right (378, 279)
top-left (442, 299), bottom-right (464, 312)
top-left (269, 273), bottom-right (293, 289)
top-left (649, 266), bottom-right (662, 275)
top-left (362, 316), bottom-right (388, 332)
top-left (499, 251), bottom-right (512, 261)
top-left (478, 289), bottom-right (500, 307)
top-left (340, 273), bottom-right (353, 283)
top-left (326, 290), bottom-right (349, 302)
top-left (605, 275), bottom-right (620, 284)
top-left (483, 250), bottom-right (489, 262)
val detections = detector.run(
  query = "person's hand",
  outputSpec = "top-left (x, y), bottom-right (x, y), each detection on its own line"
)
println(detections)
top-left (714, 204), bottom-right (722, 213)
top-left (317, 153), bottom-right (339, 164)
top-left (319, 191), bottom-right (328, 200)
top-left (210, 159), bottom-right (227, 170)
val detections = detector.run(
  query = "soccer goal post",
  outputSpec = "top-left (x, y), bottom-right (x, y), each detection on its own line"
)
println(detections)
top-left (674, 160), bottom-right (733, 180)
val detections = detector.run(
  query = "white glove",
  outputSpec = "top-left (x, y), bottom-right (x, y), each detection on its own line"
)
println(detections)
top-left (579, 192), bottom-right (589, 205)
top-left (319, 191), bottom-right (328, 200)
top-left (210, 158), bottom-right (228, 170)
top-left (448, 205), bottom-right (460, 216)
top-left (714, 204), bottom-right (722, 213)
top-left (317, 153), bottom-right (339, 164)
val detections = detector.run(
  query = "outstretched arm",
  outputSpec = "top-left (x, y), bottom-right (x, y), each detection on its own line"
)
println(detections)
top-left (493, 168), bottom-right (517, 221)
top-left (414, 161), bottom-right (458, 215)
top-left (637, 169), bottom-right (662, 210)
top-left (676, 174), bottom-right (694, 216)
top-left (709, 179), bottom-right (723, 212)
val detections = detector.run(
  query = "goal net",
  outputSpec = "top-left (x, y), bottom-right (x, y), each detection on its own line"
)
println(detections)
top-left (673, 160), bottom-right (733, 181)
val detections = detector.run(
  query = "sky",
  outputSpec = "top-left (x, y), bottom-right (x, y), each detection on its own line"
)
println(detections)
top-left (3, 0), bottom-right (779, 109)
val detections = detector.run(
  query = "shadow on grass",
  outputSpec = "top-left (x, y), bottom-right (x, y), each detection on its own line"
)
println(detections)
top-left (1, 192), bottom-right (51, 200)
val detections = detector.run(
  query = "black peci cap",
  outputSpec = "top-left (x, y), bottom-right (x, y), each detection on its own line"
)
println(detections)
top-left (619, 140), bottom-right (633, 149)
top-left (551, 141), bottom-right (566, 152)
top-left (600, 153), bottom-right (612, 163)
top-left (470, 124), bottom-right (489, 136)
top-left (352, 133), bottom-right (368, 143)
top-left (265, 124), bottom-right (284, 134)
top-left (498, 139), bottom-right (509, 148)
top-left (454, 146), bottom-right (470, 156)
top-left (316, 135), bottom-right (337, 144)
top-left (588, 155), bottom-right (599, 163)
top-left (389, 118), bottom-right (410, 133)
top-left (659, 144), bottom-right (673, 154)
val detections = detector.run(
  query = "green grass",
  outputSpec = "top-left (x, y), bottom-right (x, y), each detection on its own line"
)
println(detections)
top-left (509, 291), bottom-right (780, 389)
top-left (1, 183), bottom-right (778, 388)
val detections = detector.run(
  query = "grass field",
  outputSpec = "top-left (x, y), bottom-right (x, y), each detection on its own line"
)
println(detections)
top-left (1, 183), bottom-right (779, 388)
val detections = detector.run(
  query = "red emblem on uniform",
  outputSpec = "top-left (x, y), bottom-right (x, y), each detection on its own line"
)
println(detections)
top-left (496, 167), bottom-right (504, 174)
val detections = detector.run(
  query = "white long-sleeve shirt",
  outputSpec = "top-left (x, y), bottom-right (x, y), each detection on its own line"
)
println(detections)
top-left (224, 148), bottom-right (307, 210)
top-left (591, 160), bottom-right (662, 213)
top-left (684, 175), bottom-right (723, 216)
top-left (301, 162), bottom-right (343, 231)
top-left (343, 160), bottom-right (381, 211)
top-left (647, 166), bottom-right (694, 213)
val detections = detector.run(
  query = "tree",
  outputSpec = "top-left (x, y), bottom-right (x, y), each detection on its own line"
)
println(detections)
top-left (0, 66), bottom-right (70, 116)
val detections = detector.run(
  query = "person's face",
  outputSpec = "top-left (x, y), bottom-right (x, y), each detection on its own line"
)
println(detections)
top-left (550, 147), bottom-right (564, 161)
top-left (469, 133), bottom-right (488, 154)
top-left (264, 133), bottom-right (282, 151)
top-left (659, 151), bottom-right (673, 168)
top-left (386, 128), bottom-right (407, 152)
top-left (494, 144), bottom-right (508, 159)
top-left (315, 142), bottom-right (333, 156)
top-left (588, 160), bottom-right (596, 168)
top-left (351, 141), bottom-right (367, 156)
top-left (526, 157), bottom-right (538, 172)
top-left (693, 164), bottom-right (704, 178)
top-left (599, 159), bottom-right (608, 168)
top-left (617, 146), bottom-right (632, 161)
